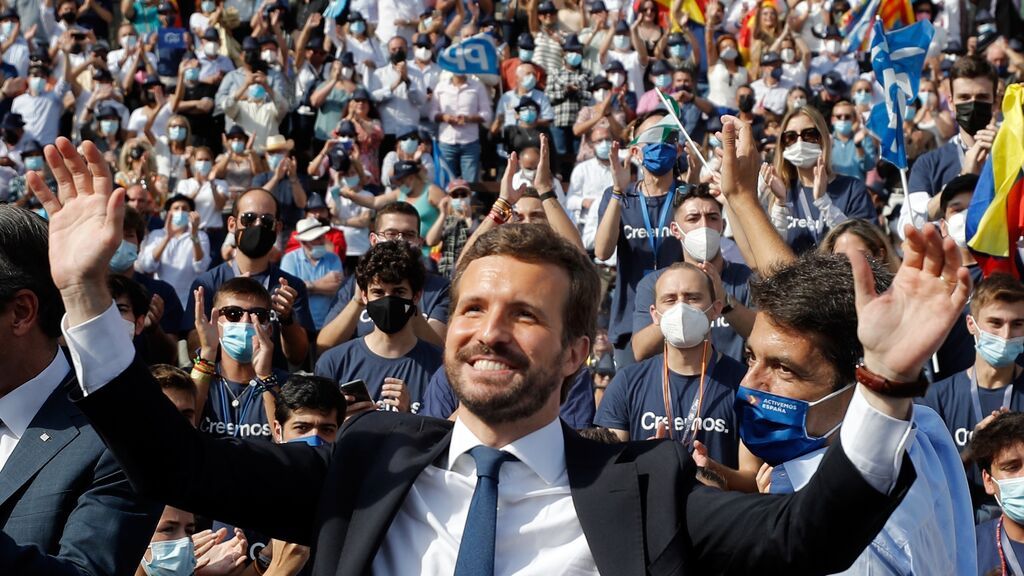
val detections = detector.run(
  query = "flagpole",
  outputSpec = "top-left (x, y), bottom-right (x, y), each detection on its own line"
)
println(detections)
top-left (655, 88), bottom-right (711, 172)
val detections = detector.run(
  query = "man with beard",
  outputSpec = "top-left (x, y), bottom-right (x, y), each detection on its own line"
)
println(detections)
top-left (33, 133), bottom-right (964, 575)
top-left (182, 188), bottom-right (313, 370)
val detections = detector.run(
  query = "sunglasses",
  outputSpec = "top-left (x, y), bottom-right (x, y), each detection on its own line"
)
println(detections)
top-left (781, 127), bottom-right (822, 147)
top-left (238, 212), bottom-right (276, 228)
top-left (219, 305), bottom-right (271, 324)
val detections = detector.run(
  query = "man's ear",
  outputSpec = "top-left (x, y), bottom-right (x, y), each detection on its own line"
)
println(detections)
top-left (133, 314), bottom-right (146, 337)
top-left (967, 314), bottom-right (978, 336)
top-left (669, 221), bottom-right (684, 240)
top-left (272, 421), bottom-right (284, 443)
top-left (983, 468), bottom-right (998, 497)
top-left (650, 304), bottom-right (660, 326)
top-left (227, 215), bottom-right (237, 233)
top-left (413, 290), bottom-right (424, 305)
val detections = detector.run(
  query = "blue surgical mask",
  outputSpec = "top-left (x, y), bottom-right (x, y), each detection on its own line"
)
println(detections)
top-left (230, 140), bottom-right (245, 154)
top-left (853, 90), bottom-right (872, 105)
top-left (100, 118), bottom-right (120, 134)
top-left (708, 135), bottom-right (722, 148)
top-left (975, 328), bottom-right (1024, 368)
top-left (519, 49), bottom-right (533, 62)
top-left (350, 21), bottom-right (366, 34)
top-left (566, 52), bottom-right (583, 67)
top-left (343, 175), bottom-right (360, 188)
top-left (669, 44), bottom-right (689, 59)
top-left (422, 16), bottom-right (433, 29)
top-left (399, 138), bottom-right (418, 154)
top-left (918, 92), bottom-right (931, 107)
top-left (24, 155), bottom-right (45, 171)
top-left (309, 244), bottom-right (327, 259)
top-left (202, 0), bottom-right (216, 12)
top-left (248, 83), bottom-right (267, 101)
top-left (29, 77), bottom-right (46, 94)
top-left (220, 321), bottom-right (256, 363)
top-left (996, 476), bottom-right (1024, 524)
top-left (267, 153), bottom-right (284, 170)
top-left (123, 35), bottom-right (138, 49)
top-left (287, 434), bottom-right (327, 447)
top-left (654, 74), bottom-right (671, 89)
top-left (398, 184), bottom-right (412, 196)
top-left (194, 159), bottom-right (212, 176)
top-left (0, 22), bottom-right (13, 37)
top-left (734, 384), bottom-right (852, 466)
top-left (834, 120), bottom-right (853, 136)
top-left (519, 108), bottom-right (537, 124)
top-left (520, 74), bottom-right (537, 90)
top-left (184, 67), bottom-right (200, 83)
top-left (171, 210), bottom-right (190, 228)
top-left (594, 139), bottom-right (611, 159)
top-left (141, 536), bottom-right (196, 576)
top-left (168, 126), bottom-right (187, 141)
top-left (451, 198), bottom-right (467, 212)
top-left (641, 142), bottom-right (677, 176)
top-left (613, 35), bottom-right (630, 50)
top-left (109, 239), bottom-right (139, 272)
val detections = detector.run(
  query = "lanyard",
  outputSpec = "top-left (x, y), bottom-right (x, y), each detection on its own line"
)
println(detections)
top-left (999, 518), bottom-right (1024, 576)
top-left (216, 379), bottom-right (260, 438)
top-left (970, 368), bottom-right (1014, 424)
top-left (661, 340), bottom-right (715, 445)
top-left (637, 184), bottom-right (676, 266)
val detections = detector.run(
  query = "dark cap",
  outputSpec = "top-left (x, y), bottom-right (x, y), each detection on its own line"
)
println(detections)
top-left (257, 34), bottom-right (276, 46)
top-left (397, 127), bottom-right (420, 141)
top-left (589, 0), bottom-right (607, 12)
top-left (614, 20), bottom-right (629, 34)
top-left (0, 113), bottom-right (24, 129)
top-left (241, 36), bottom-right (259, 51)
top-left (305, 192), bottom-right (327, 211)
top-left (392, 160), bottom-right (420, 180)
top-left (329, 147), bottom-right (351, 172)
top-left (163, 193), bottom-right (196, 212)
top-left (306, 35), bottom-right (325, 51)
top-left (515, 96), bottom-right (539, 111)
top-left (202, 27), bottom-right (220, 41)
top-left (226, 125), bottom-right (248, 139)
top-left (0, 8), bottom-right (19, 20)
top-left (413, 34), bottom-right (432, 48)
top-left (352, 87), bottom-right (370, 101)
top-left (340, 51), bottom-right (355, 66)
top-left (142, 74), bottom-right (161, 88)
top-left (590, 75), bottom-right (611, 90)
top-left (603, 59), bottom-right (625, 73)
top-left (95, 104), bottom-right (120, 118)
top-left (336, 119), bottom-right (357, 136)
top-left (92, 67), bottom-right (113, 82)
top-left (517, 33), bottom-right (535, 50)
top-left (760, 51), bottom-right (782, 66)
top-left (157, 2), bottom-right (176, 13)
top-left (347, 11), bottom-right (365, 22)
top-left (21, 139), bottom-right (43, 155)
top-left (666, 32), bottom-right (685, 46)
top-left (649, 59), bottom-right (672, 75)
top-left (822, 70), bottom-right (847, 95)
top-left (594, 353), bottom-right (616, 376)
top-left (563, 33), bottom-right (583, 52)
top-left (538, 1), bottom-right (557, 14)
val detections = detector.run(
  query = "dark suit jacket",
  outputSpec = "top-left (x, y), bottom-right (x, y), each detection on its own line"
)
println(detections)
top-left (77, 359), bottom-right (916, 575)
top-left (1, 364), bottom-right (162, 575)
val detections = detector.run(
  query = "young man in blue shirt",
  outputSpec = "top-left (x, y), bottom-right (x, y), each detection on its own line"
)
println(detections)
top-left (315, 241), bottom-right (442, 415)
top-left (280, 216), bottom-right (344, 330)
top-left (971, 412), bottom-right (1024, 575)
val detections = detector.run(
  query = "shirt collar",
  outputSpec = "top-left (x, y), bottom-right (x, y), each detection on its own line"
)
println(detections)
top-left (0, 350), bottom-right (69, 438)
top-left (448, 416), bottom-right (566, 485)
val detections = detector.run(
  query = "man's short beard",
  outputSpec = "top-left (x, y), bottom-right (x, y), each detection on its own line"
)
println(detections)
top-left (446, 343), bottom-right (563, 424)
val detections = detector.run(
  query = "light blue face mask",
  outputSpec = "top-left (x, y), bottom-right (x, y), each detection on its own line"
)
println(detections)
top-left (220, 321), bottom-right (256, 363)
top-left (248, 83), bottom-right (267, 101)
top-left (613, 35), bottom-right (630, 50)
top-left (342, 175), bottom-right (360, 188)
top-left (309, 244), bottom-right (328, 259)
top-left (100, 118), bottom-right (120, 134)
top-left (520, 74), bottom-right (536, 90)
top-left (201, 0), bottom-right (216, 13)
top-left (171, 210), bottom-right (190, 229)
top-left (834, 120), bottom-right (853, 136)
top-left (399, 138), bottom-right (418, 154)
top-left (975, 328), bottom-right (1024, 368)
top-left (194, 160), bottom-right (212, 176)
top-left (519, 49), bottom-right (533, 62)
top-left (184, 67), bottom-right (200, 83)
top-left (398, 184), bottom-right (412, 196)
top-left (109, 239), bottom-right (139, 272)
top-left (565, 52), bottom-right (583, 67)
top-left (0, 21), bottom-right (14, 37)
top-left (141, 536), bottom-right (196, 576)
top-left (29, 77), bottom-right (47, 94)
top-left (168, 126), bottom-right (187, 142)
top-left (519, 108), bottom-right (537, 124)
top-left (996, 476), bottom-right (1024, 524)
top-left (230, 140), bottom-right (245, 154)
top-left (669, 44), bottom-right (690, 59)
top-left (450, 198), bottom-right (467, 212)
top-left (708, 135), bottom-right (722, 148)
top-left (350, 21), bottom-right (366, 34)
top-left (24, 155), bottom-right (45, 171)
top-left (654, 74), bottom-right (671, 89)
top-left (267, 153), bottom-right (284, 170)
top-left (853, 90), bottom-right (872, 106)
top-left (594, 139), bottom-right (611, 159)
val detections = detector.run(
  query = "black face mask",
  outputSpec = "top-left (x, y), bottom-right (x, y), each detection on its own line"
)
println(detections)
top-left (390, 50), bottom-right (407, 65)
top-left (365, 295), bottom-right (416, 334)
top-left (59, 12), bottom-right (76, 24)
top-left (130, 146), bottom-right (145, 160)
top-left (2, 130), bottom-right (19, 144)
top-left (236, 225), bottom-right (277, 258)
top-left (737, 93), bottom-right (755, 113)
top-left (955, 100), bottom-right (993, 136)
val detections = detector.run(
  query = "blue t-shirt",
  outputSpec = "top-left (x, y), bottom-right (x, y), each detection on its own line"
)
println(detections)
top-left (597, 183), bottom-right (684, 347)
top-left (199, 369), bottom-right (289, 441)
top-left (314, 338), bottom-right (442, 414)
top-left (155, 27), bottom-right (189, 78)
top-left (919, 369), bottom-right (1024, 509)
top-left (323, 273), bottom-right (451, 337)
top-left (279, 249), bottom-right (343, 330)
top-left (977, 517), bottom-right (1024, 576)
top-left (631, 262), bottom-right (752, 363)
top-left (183, 263), bottom-right (315, 371)
top-left (594, 352), bottom-right (746, 467)
top-left (908, 141), bottom-right (963, 197)
top-left (419, 366), bottom-right (597, 429)
top-left (783, 175), bottom-right (875, 253)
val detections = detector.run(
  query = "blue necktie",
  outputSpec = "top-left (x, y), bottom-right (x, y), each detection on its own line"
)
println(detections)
top-left (454, 446), bottom-right (516, 576)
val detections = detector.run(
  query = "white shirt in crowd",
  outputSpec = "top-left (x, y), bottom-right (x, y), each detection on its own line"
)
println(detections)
top-left (376, 0), bottom-right (423, 47)
top-left (136, 228), bottom-right (212, 305)
top-left (750, 78), bottom-right (792, 116)
top-left (175, 177), bottom-right (229, 230)
top-left (327, 189), bottom-right (374, 256)
top-left (63, 302), bottom-right (915, 576)
top-left (127, 103), bottom-right (173, 139)
top-left (567, 156), bottom-right (613, 225)
top-left (370, 61), bottom-right (425, 136)
top-left (12, 80), bottom-right (69, 145)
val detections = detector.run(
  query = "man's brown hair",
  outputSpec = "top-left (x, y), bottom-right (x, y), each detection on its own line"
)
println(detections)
top-left (970, 274), bottom-right (1024, 316)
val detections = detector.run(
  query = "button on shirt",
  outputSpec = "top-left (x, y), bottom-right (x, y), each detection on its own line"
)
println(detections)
top-left (431, 78), bottom-right (493, 145)
top-left (0, 351), bottom-right (68, 472)
top-left (370, 63), bottom-right (425, 135)
top-left (372, 417), bottom-right (599, 575)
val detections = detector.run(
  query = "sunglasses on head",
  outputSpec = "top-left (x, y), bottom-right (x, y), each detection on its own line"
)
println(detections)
top-left (781, 127), bottom-right (822, 147)
top-left (219, 305), bottom-right (271, 324)
top-left (238, 212), bottom-right (276, 228)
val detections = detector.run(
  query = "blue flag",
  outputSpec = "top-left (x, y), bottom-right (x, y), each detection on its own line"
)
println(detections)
top-left (432, 140), bottom-right (454, 190)
top-left (323, 0), bottom-right (347, 19)
top-left (437, 36), bottom-right (498, 76)
top-left (866, 17), bottom-right (933, 169)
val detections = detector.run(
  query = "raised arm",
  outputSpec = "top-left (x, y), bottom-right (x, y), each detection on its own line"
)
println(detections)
top-left (535, 134), bottom-right (585, 251)
top-left (593, 140), bottom-right (632, 260)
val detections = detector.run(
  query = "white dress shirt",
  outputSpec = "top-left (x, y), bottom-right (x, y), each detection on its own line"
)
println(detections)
top-left (567, 157), bottom-right (613, 225)
top-left (136, 228), bottom-right (212, 305)
top-left (0, 350), bottom-right (68, 472)
top-left (64, 302), bottom-right (915, 571)
top-left (369, 62), bottom-right (424, 136)
top-left (375, 0), bottom-right (422, 46)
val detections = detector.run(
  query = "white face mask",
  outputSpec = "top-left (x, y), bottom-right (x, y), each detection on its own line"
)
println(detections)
top-left (203, 41), bottom-right (219, 58)
top-left (682, 226), bottom-right (722, 263)
top-left (790, 97), bottom-right (807, 109)
top-left (782, 140), bottom-right (821, 168)
top-left (826, 39), bottom-right (841, 54)
top-left (341, 67), bottom-right (354, 79)
top-left (658, 302), bottom-right (712, 349)
top-left (261, 48), bottom-right (277, 64)
top-left (609, 73), bottom-right (625, 88)
top-left (414, 46), bottom-right (432, 61)
top-left (593, 89), bottom-right (607, 103)
top-left (719, 46), bottom-right (738, 61)
top-left (780, 48), bottom-right (796, 63)
top-left (945, 211), bottom-right (968, 248)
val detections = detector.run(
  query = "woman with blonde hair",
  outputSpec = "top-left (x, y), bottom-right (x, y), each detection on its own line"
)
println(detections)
top-left (819, 219), bottom-right (901, 273)
top-left (760, 106), bottom-right (876, 253)
top-left (116, 138), bottom-right (167, 204)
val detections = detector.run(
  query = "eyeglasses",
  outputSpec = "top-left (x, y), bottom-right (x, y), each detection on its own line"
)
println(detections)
top-left (781, 127), bottom-right (822, 147)
top-left (219, 305), bottom-right (271, 324)
top-left (449, 191), bottom-right (470, 198)
top-left (377, 229), bottom-right (420, 243)
top-left (238, 212), bottom-right (276, 228)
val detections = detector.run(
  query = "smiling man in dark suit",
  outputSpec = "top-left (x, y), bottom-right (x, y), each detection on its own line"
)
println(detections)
top-left (0, 204), bottom-right (160, 575)
top-left (31, 119), bottom-right (970, 575)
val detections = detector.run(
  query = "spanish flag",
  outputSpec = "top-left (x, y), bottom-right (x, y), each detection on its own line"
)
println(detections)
top-left (965, 83), bottom-right (1024, 278)
top-left (878, 0), bottom-right (914, 29)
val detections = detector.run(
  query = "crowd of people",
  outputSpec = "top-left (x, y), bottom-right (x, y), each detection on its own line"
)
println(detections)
top-left (1, 0), bottom-right (1024, 573)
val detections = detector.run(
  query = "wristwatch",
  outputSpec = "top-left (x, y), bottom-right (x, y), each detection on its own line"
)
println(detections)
top-left (854, 360), bottom-right (929, 398)
top-left (721, 293), bottom-right (734, 315)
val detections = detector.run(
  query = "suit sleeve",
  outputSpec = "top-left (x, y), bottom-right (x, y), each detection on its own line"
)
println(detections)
top-left (684, 438), bottom-right (915, 574)
top-left (0, 448), bottom-right (161, 576)
top-left (72, 359), bottom-right (330, 546)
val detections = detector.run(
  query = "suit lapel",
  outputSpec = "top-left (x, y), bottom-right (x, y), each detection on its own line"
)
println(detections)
top-left (0, 373), bottom-right (80, 508)
top-left (564, 424), bottom-right (646, 575)
top-left (340, 418), bottom-right (454, 574)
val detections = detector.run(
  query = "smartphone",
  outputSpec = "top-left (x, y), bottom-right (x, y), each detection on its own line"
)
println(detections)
top-left (340, 379), bottom-right (373, 405)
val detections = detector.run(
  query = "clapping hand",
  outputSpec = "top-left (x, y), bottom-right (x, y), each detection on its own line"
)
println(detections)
top-left (194, 286), bottom-right (220, 361)
top-left (607, 140), bottom-right (632, 193)
top-left (535, 133), bottom-right (554, 193)
top-left (271, 278), bottom-right (297, 324)
top-left (252, 319), bottom-right (274, 379)
top-left (194, 527), bottom-right (248, 576)
top-left (811, 155), bottom-right (827, 200)
top-left (499, 152), bottom-right (528, 205)
top-left (144, 293), bottom-right (164, 331)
